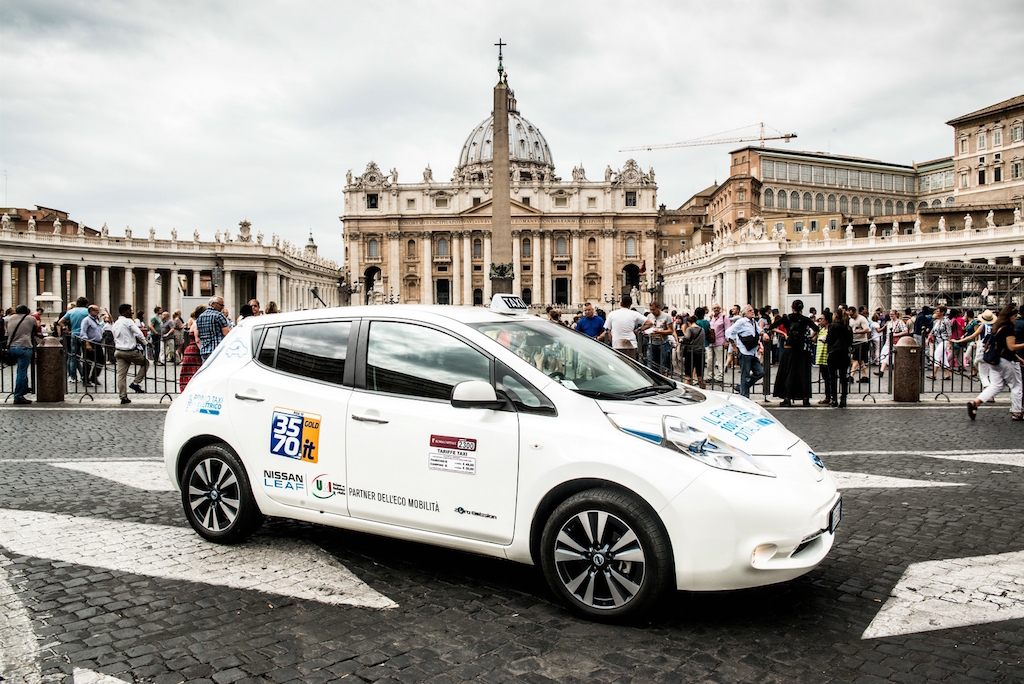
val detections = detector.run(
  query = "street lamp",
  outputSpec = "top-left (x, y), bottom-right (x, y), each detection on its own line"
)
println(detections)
top-left (385, 287), bottom-right (400, 305)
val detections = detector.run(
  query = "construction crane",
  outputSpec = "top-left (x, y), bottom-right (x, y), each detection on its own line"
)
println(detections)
top-left (620, 122), bottom-right (797, 152)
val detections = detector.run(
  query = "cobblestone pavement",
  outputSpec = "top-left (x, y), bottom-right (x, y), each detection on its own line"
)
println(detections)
top-left (1, 405), bottom-right (1022, 683)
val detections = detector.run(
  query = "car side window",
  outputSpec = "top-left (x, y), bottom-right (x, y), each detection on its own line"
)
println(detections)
top-left (263, 321), bottom-right (351, 385)
top-left (366, 321), bottom-right (490, 401)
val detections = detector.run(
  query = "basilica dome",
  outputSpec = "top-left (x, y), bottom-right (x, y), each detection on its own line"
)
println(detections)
top-left (456, 107), bottom-right (555, 183)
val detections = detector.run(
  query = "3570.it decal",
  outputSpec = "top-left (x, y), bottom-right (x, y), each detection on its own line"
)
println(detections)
top-left (270, 408), bottom-right (321, 463)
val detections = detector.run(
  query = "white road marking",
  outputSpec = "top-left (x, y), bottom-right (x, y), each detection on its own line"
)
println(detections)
top-left (51, 461), bottom-right (175, 492)
top-left (74, 668), bottom-right (129, 684)
top-left (831, 472), bottom-right (966, 489)
top-left (0, 554), bottom-right (42, 684)
top-left (863, 550), bottom-right (1024, 639)
top-left (820, 451), bottom-right (1024, 469)
top-left (0, 509), bottom-right (396, 610)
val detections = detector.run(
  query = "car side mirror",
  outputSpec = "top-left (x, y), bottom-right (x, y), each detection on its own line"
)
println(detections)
top-left (451, 380), bottom-right (504, 410)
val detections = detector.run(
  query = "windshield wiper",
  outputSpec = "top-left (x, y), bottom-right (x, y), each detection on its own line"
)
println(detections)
top-left (619, 386), bottom-right (671, 399)
top-left (575, 389), bottom-right (629, 400)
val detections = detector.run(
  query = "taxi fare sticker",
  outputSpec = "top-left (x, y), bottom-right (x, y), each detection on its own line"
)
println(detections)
top-left (428, 434), bottom-right (477, 475)
top-left (270, 408), bottom-right (321, 463)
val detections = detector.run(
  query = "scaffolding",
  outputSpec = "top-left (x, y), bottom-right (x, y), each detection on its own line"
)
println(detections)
top-left (870, 261), bottom-right (1024, 313)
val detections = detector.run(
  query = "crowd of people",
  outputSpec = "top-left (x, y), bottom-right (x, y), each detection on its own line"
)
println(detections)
top-left (1, 295), bottom-right (277, 405)
top-left (554, 296), bottom-right (1024, 420)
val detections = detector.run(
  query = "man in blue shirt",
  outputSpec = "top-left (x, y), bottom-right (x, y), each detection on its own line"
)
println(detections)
top-left (574, 302), bottom-right (605, 340)
top-left (78, 305), bottom-right (105, 386)
top-left (196, 296), bottom-right (232, 361)
top-left (725, 304), bottom-right (764, 398)
top-left (57, 297), bottom-right (91, 383)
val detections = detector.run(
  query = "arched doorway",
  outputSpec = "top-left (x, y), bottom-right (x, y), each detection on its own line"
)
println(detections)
top-left (621, 264), bottom-right (641, 298)
top-left (363, 266), bottom-right (382, 305)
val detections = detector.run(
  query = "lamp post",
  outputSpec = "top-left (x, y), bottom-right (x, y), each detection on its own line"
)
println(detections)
top-left (385, 287), bottom-right (400, 305)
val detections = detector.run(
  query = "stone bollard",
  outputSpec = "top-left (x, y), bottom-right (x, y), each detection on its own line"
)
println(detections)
top-left (893, 336), bottom-right (920, 402)
top-left (35, 337), bottom-right (66, 403)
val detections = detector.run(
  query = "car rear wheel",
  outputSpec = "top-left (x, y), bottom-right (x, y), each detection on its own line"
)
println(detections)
top-left (540, 488), bottom-right (672, 622)
top-left (181, 444), bottom-right (263, 543)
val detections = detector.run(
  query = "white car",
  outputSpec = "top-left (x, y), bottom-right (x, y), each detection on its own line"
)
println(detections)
top-left (164, 295), bottom-right (841, 622)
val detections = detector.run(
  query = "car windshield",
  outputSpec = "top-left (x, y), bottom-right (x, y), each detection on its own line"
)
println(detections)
top-left (469, 319), bottom-right (674, 399)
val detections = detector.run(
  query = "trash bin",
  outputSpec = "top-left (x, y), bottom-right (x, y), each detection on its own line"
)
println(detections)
top-left (36, 336), bottom-right (65, 403)
top-left (893, 336), bottom-right (920, 402)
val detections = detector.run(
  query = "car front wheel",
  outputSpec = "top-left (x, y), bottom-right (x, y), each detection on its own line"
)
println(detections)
top-left (181, 444), bottom-right (263, 543)
top-left (540, 488), bottom-right (672, 622)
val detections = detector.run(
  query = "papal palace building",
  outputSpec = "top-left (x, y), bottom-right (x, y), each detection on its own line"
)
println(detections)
top-left (662, 93), bottom-right (1024, 313)
top-left (0, 210), bottom-right (341, 322)
top-left (340, 76), bottom-right (661, 308)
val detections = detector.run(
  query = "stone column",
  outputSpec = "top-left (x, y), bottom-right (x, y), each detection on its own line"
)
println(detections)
top-left (737, 268), bottom-right (748, 306)
top-left (420, 233), bottom-right (432, 304)
top-left (223, 268), bottom-right (234, 314)
top-left (768, 267), bottom-right (780, 310)
top-left (511, 230), bottom-right (521, 300)
top-left (723, 266), bottom-right (735, 308)
top-left (570, 229), bottom-right (582, 306)
top-left (490, 75), bottom-right (513, 295)
top-left (169, 269), bottom-right (180, 313)
top-left (27, 263), bottom-right (38, 310)
top-left (801, 266), bottom-right (811, 295)
top-left (867, 268), bottom-right (879, 313)
top-left (99, 266), bottom-right (110, 314)
top-left (1, 260), bottom-right (11, 310)
top-left (123, 268), bottom-right (133, 310)
top-left (76, 265), bottom-right (87, 301)
top-left (845, 265), bottom-right (857, 309)
top-left (463, 232), bottom-right (473, 304)
top-left (822, 266), bottom-right (833, 312)
top-left (348, 236), bottom-right (361, 306)
top-left (532, 231), bottom-right (542, 303)
top-left (451, 232), bottom-right (462, 306)
top-left (542, 230), bottom-right (552, 305)
top-left (255, 270), bottom-right (265, 307)
top-left (483, 230), bottom-right (493, 304)
top-left (192, 271), bottom-right (201, 298)
top-left (144, 268), bottom-right (157, 313)
top-left (1013, 256), bottom-right (1022, 266)
top-left (602, 224), bottom-right (615, 302)
top-left (387, 230), bottom-right (401, 301)
top-left (268, 270), bottom-right (279, 308)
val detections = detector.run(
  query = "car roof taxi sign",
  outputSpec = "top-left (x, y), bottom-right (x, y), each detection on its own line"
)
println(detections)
top-left (490, 294), bottom-right (529, 314)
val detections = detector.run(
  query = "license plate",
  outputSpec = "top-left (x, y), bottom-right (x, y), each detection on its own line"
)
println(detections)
top-left (828, 498), bottom-right (843, 534)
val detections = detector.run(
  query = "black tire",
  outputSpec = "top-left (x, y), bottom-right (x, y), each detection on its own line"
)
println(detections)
top-left (180, 444), bottom-right (263, 544)
top-left (539, 488), bottom-right (672, 622)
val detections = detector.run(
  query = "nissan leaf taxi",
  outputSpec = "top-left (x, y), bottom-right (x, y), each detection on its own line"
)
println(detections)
top-left (164, 294), bottom-right (841, 622)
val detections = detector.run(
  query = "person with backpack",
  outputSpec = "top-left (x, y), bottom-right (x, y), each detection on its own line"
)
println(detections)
top-left (954, 309), bottom-right (994, 389)
top-left (3, 305), bottom-right (41, 405)
top-left (967, 304), bottom-right (1023, 421)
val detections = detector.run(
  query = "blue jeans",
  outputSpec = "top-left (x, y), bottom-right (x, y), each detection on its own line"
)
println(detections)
top-left (648, 342), bottom-right (671, 375)
top-left (10, 346), bottom-right (33, 401)
top-left (738, 353), bottom-right (764, 398)
top-left (65, 336), bottom-right (82, 381)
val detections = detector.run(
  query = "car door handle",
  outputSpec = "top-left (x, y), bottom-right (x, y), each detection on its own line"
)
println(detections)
top-left (234, 393), bottom-right (265, 402)
top-left (351, 413), bottom-right (388, 424)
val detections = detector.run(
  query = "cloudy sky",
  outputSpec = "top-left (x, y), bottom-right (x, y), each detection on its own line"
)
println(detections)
top-left (2, 1), bottom-right (1021, 265)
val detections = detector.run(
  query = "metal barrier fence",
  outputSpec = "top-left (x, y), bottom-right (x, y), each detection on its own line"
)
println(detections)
top-left (2, 334), bottom-right (181, 404)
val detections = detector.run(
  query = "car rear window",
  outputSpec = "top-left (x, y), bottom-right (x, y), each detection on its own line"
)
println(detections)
top-left (258, 321), bottom-right (352, 385)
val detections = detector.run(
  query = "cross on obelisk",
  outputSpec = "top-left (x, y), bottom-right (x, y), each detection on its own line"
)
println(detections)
top-left (490, 39), bottom-right (513, 297)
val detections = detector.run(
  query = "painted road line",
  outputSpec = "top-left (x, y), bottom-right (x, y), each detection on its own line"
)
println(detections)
top-left (51, 461), bottom-right (175, 492)
top-left (0, 554), bottom-right (42, 684)
top-left (0, 509), bottom-right (396, 610)
top-left (74, 668), bottom-right (129, 684)
top-left (863, 550), bottom-right (1024, 639)
top-left (819, 451), bottom-right (1024, 469)
top-left (831, 472), bottom-right (966, 489)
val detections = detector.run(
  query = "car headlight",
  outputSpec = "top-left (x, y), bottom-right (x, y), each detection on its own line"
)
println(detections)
top-left (605, 414), bottom-right (776, 478)
top-left (727, 394), bottom-right (775, 421)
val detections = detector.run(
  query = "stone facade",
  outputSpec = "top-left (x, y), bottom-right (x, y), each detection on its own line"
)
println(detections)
top-left (340, 75), bottom-right (660, 309)
top-left (947, 94), bottom-right (1024, 206)
top-left (1, 208), bottom-right (341, 322)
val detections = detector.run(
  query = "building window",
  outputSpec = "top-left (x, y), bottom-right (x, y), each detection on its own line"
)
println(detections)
top-left (775, 222), bottom-right (785, 234)
top-left (791, 191), bottom-right (800, 208)
top-left (625, 237), bottom-right (637, 256)
top-left (587, 196), bottom-right (597, 208)
top-left (763, 160), bottom-right (774, 178)
top-left (994, 166), bottom-right (1002, 182)
top-left (738, 190), bottom-right (745, 201)
top-left (885, 199), bottom-right (893, 215)
top-left (763, 189), bottom-right (774, 208)
top-left (1011, 161), bottom-right (1023, 179)
top-left (959, 138), bottom-right (968, 154)
top-left (406, 198), bottom-right (416, 210)
top-left (522, 288), bottom-right (532, 305)
top-left (863, 198), bottom-right (871, 215)
top-left (588, 237), bottom-right (597, 255)
top-left (800, 165), bottom-right (811, 182)
top-left (828, 218), bottom-right (839, 231)
top-left (849, 170), bottom-right (860, 187)
top-left (873, 199), bottom-right (883, 216)
top-left (826, 167), bottom-right (836, 184)
top-left (473, 289), bottom-right (483, 306)
top-left (777, 190), bottom-right (787, 209)
top-left (473, 197), bottom-right (481, 206)
top-left (815, 193), bottom-right (825, 211)
top-left (662, 250), bottom-right (668, 258)
top-left (960, 172), bottom-right (969, 188)
top-left (810, 220), bottom-right (818, 232)
top-left (932, 199), bottom-right (942, 208)
top-left (945, 170), bottom-right (954, 187)
top-left (894, 176), bottom-right (904, 192)
top-left (896, 200), bottom-right (904, 214)
top-left (827, 194), bottom-right (836, 212)
top-left (625, 191), bottom-right (637, 207)
top-left (851, 197), bottom-right (860, 214)
top-left (522, 237), bottom-right (531, 257)
top-left (978, 169), bottom-right (986, 185)
top-left (522, 196), bottom-right (530, 206)
top-left (738, 210), bottom-right (745, 218)
top-left (777, 162), bottom-right (789, 179)
top-left (1011, 124), bottom-right (1024, 142)
top-left (435, 197), bottom-right (449, 208)
top-left (838, 168), bottom-right (849, 185)
top-left (872, 173), bottom-right (883, 190)
top-left (555, 237), bottom-right (567, 255)
top-left (945, 197), bottom-right (955, 207)
top-left (367, 239), bottom-right (379, 258)
top-left (803, 192), bottom-right (812, 210)
top-left (794, 221), bottom-right (804, 233)
top-left (436, 238), bottom-right (449, 257)
top-left (407, 240), bottom-right (416, 258)
top-left (883, 174), bottom-right (894, 191)
top-left (840, 195), bottom-right (849, 213)
top-left (977, 133), bottom-right (986, 151)
top-left (994, 130), bottom-right (1003, 147)
top-left (473, 239), bottom-right (482, 258)
top-left (906, 201), bottom-right (915, 214)
top-left (366, 193), bottom-right (379, 209)
top-left (554, 196), bottom-right (568, 207)
top-left (813, 166), bottom-right (824, 183)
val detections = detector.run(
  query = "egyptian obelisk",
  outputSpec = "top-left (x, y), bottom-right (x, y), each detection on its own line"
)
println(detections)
top-left (489, 40), bottom-right (513, 296)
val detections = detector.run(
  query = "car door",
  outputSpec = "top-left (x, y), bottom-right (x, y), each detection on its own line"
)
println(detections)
top-left (346, 319), bottom-right (520, 544)
top-left (227, 319), bottom-right (355, 516)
